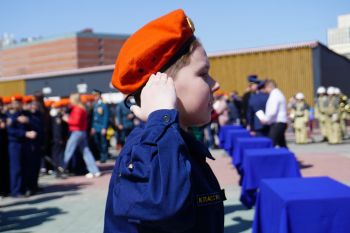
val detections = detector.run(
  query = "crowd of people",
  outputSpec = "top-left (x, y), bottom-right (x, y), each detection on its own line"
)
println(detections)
top-left (199, 75), bottom-right (350, 149)
top-left (288, 86), bottom-right (350, 144)
top-left (0, 90), bottom-right (136, 198)
top-left (1, 77), bottom-right (349, 199)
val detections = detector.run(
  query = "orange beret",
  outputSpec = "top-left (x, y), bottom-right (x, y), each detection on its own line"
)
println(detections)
top-left (111, 9), bottom-right (195, 94)
top-left (80, 94), bottom-right (95, 104)
top-left (2, 96), bottom-right (11, 104)
top-left (60, 98), bottom-right (70, 107)
top-left (53, 98), bottom-right (70, 108)
top-left (11, 94), bottom-right (23, 102)
top-left (51, 101), bottom-right (61, 108)
top-left (23, 95), bottom-right (34, 104)
top-left (44, 100), bottom-right (54, 108)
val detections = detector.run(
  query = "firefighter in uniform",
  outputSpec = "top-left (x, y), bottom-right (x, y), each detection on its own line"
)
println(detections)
top-left (291, 92), bottom-right (309, 144)
top-left (336, 88), bottom-right (348, 139)
top-left (326, 87), bottom-right (342, 144)
top-left (314, 86), bottom-right (328, 142)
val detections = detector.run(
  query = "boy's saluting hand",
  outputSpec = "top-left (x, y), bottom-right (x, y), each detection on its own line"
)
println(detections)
top-left (130, 72), bottom-right (177, 122)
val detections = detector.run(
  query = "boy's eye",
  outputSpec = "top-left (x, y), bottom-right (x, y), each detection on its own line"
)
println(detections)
top-left (200, 71), bottom-right (208, 77)
top-left (201, 73), bottom-right (209, 80)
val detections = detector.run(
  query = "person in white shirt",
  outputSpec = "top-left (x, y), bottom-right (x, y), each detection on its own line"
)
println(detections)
top-left (259, 80), bottom-right (288, 147)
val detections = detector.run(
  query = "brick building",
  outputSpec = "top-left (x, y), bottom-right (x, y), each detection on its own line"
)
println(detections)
top-left (0, 29), bottom-right (128, 77)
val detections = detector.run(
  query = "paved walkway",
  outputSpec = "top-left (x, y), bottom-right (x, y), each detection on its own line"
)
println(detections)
top-left (1, 137), bottom-right (350, 233)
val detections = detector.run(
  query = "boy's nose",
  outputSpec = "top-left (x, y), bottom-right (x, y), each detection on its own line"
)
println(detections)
top-left (211, 81), bottom-right (220, 93)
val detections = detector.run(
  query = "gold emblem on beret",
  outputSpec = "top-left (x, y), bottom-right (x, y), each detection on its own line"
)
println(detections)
top-left (186, 17), bottom-right (195, 32)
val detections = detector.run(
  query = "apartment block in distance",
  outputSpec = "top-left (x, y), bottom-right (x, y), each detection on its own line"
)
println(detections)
top-left (328, 13), bottom-right (350, 59)
top-left (0, 29), bottom-right (128, 77)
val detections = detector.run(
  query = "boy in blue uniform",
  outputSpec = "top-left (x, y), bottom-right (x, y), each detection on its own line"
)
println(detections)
top-left (104, 9), bottom-right (225, 233)
top-left (7, 95), bottom-right (37, 197)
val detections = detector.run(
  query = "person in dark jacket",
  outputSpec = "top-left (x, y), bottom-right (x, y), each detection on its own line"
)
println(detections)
top-left (91, 90), bottom-right (109, 163)
top-left (21, 97), bottom-right (44, 195)
top-left (247, 80), bottom-right (270, 136)
top-left (115, 98), bottom-right (134, 147)
top-left (50, 99), bottom-right (69, 177)
top-left (104, 9), bottom-right (225, 233)
top-left (7, 95), bottom-right (37, 197)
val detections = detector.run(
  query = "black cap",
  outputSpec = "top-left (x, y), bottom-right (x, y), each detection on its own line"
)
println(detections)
top-left (247, 74), bottom-right (258, 84)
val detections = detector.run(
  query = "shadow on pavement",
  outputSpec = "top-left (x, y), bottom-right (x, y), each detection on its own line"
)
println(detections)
top-left (298, 160), bottom-right (313, 169)
top-left (0, 193), bottom-right (77, 208)
top-left (41, 182), bottom-right (91, 194)
top-left (0, 207), bottom-right (66, 232)
top-left (224, 204), bottom-right (253, 233)
top-left (99, 164), bottom-right (115, 174)
top-left (224, 217), bottom-right (253, 233)
top-left (224, 203), bottom-right (248, 214)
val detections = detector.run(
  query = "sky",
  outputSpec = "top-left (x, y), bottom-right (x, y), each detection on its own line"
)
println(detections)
top-left (1, 0), bottom-right (350, 53)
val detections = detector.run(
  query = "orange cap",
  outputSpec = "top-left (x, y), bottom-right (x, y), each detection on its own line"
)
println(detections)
top-left (2, 96), bottom-right (11, 104)
top-left (111, 9), bottom-right (195, 94)
top-left (80, 94), bottom-right (95, 104)
top-left (11, 94), bottom-right (23, 102)
top-left (60, 98), bottom-right (70, 107)
top-left (44, 100), bottom-right (54, 108)
top-left (52, 99), bottom-right (69, 108)
top-left (23, 95), bottom-right (34, 104)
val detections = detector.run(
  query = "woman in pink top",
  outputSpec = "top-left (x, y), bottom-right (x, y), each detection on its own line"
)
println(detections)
top-left (62, 93), bottom-right (100, 178)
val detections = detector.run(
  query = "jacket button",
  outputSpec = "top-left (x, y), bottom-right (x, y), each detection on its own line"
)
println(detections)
top-left (162, 115), bottom-right (170, 122)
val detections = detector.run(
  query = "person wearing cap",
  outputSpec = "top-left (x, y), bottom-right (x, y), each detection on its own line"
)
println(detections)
top-left (247, 79), bottom-right (269, 136)
top-left (290, 92), bottom-right (309, 144)
top-left (241, 74), bottom-right (259, 126)
top-left (326, 87), bottom-right (342, 144)
top-left (314, 86), bottom-right (329, 142)
top-left (104, 9), bottom-right (224, 233)
top-left (91, 89), bottom-right (110, 163)
top-left (6, 95), bottom-right (37, 197)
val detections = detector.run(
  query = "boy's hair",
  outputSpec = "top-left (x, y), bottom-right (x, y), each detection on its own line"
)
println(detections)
top-left (132, 39), bottom-right (201, 106)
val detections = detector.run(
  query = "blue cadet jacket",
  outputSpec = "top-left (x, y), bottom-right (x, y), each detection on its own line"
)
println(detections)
top-left (104, 109), bottom-right (225, 233)
top-left (92, 100), bottom-right (109, 132)
top-left (28, 111), bottom-right (44, 147)
top-left (116, 103), bottom-right (134, 130)
top-left (247, 92), bottom-right (269, 131)
top-left (7, 111), bottom-right (30, 142)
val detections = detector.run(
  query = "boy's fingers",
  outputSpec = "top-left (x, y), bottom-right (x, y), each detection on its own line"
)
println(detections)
top-left (146, 74), bottom-right (156, 87)
top-left (130, 105), bottom-right (142, 119)
top-left (160, 73), bottom-right (167, 83)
